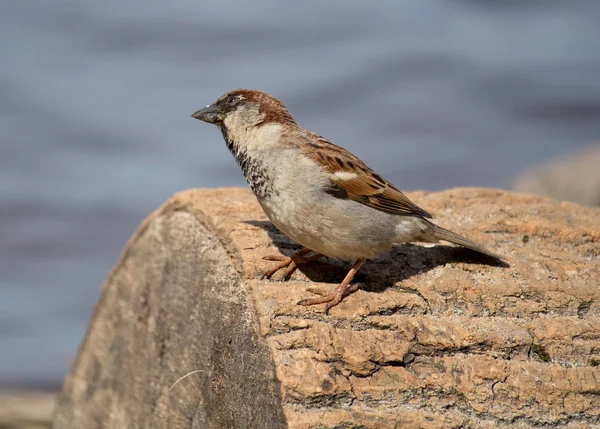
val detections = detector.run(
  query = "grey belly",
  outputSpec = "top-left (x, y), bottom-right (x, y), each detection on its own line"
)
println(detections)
top-left (259, 192), bottom-right (399, 261)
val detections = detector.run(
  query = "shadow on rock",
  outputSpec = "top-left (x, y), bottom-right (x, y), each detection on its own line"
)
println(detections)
top-left (243, 220), bottom-right (508, 294)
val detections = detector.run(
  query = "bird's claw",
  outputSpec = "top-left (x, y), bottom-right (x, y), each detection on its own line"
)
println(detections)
top-left (261, 249), bottom-right (322, 281)
top-left (297, 283), bottom-right (360, 313)
top-left (304, 287), bottom-right (328, 297)
top-left (260, 256), bottom-right (296, 280)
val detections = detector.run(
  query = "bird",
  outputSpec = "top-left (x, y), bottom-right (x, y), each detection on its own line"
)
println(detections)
top-left (192, 89), bottom-right (504, 312)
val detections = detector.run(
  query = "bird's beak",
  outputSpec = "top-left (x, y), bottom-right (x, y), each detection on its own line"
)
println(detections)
top-left (191, 104), bottom-right (223, 124)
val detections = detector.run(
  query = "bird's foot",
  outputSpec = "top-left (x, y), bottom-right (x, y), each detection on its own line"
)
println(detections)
top-left (296, 258), bottom-right (366, 313)
top-left (261, 248), bottom-right (321, 281)
top-left (297, 283), bottom-right (360, 313)
top-left (261, 256), bottom-right (297, 280)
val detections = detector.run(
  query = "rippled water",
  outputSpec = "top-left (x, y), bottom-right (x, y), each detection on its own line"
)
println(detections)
top-left (1, 0), bottom-right (600, 387)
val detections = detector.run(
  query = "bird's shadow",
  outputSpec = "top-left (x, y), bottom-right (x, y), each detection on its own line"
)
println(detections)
top-left (244, 220), bottom-right (508, 293)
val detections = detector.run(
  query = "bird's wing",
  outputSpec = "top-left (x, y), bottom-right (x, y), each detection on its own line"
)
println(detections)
top-left (302, 134), bottom-right (432, 218)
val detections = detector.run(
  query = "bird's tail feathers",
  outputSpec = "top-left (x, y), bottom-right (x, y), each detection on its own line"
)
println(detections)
top-left (423, 220), bottom-right (505, 261)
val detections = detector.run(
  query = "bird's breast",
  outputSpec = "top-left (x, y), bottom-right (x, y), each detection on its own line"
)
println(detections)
top-left (235, 150), bottom-right (277, 200)
top-left (225, 138), bottom-right (278, 200)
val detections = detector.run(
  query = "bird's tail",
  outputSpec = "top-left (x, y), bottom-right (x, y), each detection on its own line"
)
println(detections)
top-left (423, 219), bottom-right (505, 261)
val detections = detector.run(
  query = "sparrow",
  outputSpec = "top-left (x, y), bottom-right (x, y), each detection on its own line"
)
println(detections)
top-left (192, 89), bottom-right (504, 311)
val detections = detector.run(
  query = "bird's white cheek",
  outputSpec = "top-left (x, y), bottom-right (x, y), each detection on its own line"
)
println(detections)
top-left (223, 115), bottom-right (283, 152)
top-left (249, 124), bottom-right (283, 150)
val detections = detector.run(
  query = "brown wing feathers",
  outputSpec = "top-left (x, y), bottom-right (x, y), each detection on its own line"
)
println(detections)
top-left (304, 135), bottom-right (432, 219)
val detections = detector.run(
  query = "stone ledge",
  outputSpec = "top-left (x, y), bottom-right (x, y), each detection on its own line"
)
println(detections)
top-left (54, 188), bottom-right (600, 429)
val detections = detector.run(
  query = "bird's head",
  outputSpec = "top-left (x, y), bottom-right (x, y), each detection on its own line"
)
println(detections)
top-left (192, 89), bottom-right (296, 135)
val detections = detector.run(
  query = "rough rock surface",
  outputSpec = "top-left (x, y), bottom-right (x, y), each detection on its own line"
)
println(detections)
top-left (54, 188), bottom-right (600, 429)
top-left (513, 143), bottom-right (600, 207)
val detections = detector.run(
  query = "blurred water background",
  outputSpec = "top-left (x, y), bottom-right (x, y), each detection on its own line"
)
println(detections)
top-left (1, 0), bottom-right (599, 388)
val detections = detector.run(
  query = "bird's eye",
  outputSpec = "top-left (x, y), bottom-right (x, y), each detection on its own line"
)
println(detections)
top-left (227, 95), bottom-right (238, 105)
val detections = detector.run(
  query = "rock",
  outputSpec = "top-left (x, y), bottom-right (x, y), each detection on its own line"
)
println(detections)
top-left (512, 143), bottom-right (600, 207)
top-left (54, 188), bottom-right (600, 429)
top-left (0, 390), bottom-right (55, 429)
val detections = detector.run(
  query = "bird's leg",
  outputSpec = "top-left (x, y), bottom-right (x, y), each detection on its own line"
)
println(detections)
top-left (261, 247), bottom-right (322, 280)
top-left (297, 258), bottom-right (366, 312)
